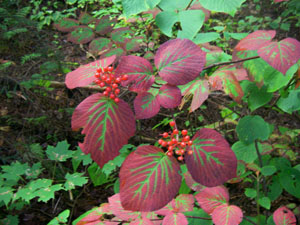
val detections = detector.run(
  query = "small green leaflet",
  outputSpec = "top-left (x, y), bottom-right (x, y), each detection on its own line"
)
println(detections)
top-left (0, 187), bottom-right (14, 206)
top-left (35, 184), bottom-right (63, 202)
top-left (46, 140), bottom-right (73, 162)
top-left (64, 173), bottom-right (88, 190)
top-left (72, 147), bottom-right (92, 172)
top-left (47, 209), bottom-right (70, 225)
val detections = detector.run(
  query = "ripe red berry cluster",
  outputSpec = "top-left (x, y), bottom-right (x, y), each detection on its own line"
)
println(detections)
top-left (158, 121), bottom-right (193, 161)
top-left (94, 66), bottom-right (128, 103)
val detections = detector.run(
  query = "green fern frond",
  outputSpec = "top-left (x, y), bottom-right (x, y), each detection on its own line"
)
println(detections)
top-left (21, 53), bottom-right (42, 65)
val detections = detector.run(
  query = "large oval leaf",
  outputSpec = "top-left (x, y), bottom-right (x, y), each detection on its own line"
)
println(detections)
top-left (134, 92), bottom-right (160, 119)
top-left (235, 30), bottom-right (275, 52)
top-left (65, 55), bottom-right (116, 89)
top-left (157, 84), bottom-right (181, 109)
top-left (198, 0), bottom-right (246, 15)
top-left (155, 39), bottom-right (206, 85)
top-left (119, 145), bottom-right (181, 211)
top-left (67, 25), bottom-right (95, 44)
top-left (162, 213), bottom-right (188, 225)
top-left (115, 56), bottom-right (154, 92)
top-left (72, 93), bottom-right (135, 167)
top-left (211, 204), bottom-right (243, 225)
top-left (195, 186), bottom-right (229, 214)
top-left (273, 206), bottom-right (297, 225)
top-left (185, 128), bottom-right (237, 187)
top-left (257, 38), bottom-right (300, 74)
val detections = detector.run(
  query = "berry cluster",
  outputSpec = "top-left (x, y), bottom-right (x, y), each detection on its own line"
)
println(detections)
top-left (158, 121), bottom-right (193, 161)
top-left (94, 66), bottom-right (128, 103)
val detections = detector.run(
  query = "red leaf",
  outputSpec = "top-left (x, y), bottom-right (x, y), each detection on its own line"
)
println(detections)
top-left (235, 30), bottom-right (276, 52)
top-left (195, 186), bottom-right (229, 214)
top-left (157, 84), bottom-right (181, 109)
top-left (273, 206), bottom-right (297, 225)
top-left (108, 194), bottom-right (140, 221)
top-left (257, 38), bottom-right (300, 74)
top-left (72, 93), bottom-right (135, 167)
top-left (77, 203), bottom-right (111, 225)
top-left (65, 56), bottom-right (116, 89)
top-left (53, 18), bottom-right (79, 32)
top-left (115, 56), bottom-right (154, 92)
top-left (120, 145), bottom-right (182, 211)
top-left (162, 212), bottom-right (188, 225)
top-left (212, 204), bottom-right (243, 225)
top-left (129, 218), bottom-right (154, 225)
top-left (134, 92), bottom-right (160, 119)
top-left (95, 16), bottom-right (116, 35)
top-left (181, 79), bottom-right (210, 112)
top-left (185, 128), bottom-right (237, 187)
top-left (183, 171), bottom-right (205, 192)
top-left (155, 39), bottom-right (206, 85)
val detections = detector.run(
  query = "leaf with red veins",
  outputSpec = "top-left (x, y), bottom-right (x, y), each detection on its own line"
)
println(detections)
top-left (108, 194), bottom-right (140, 221)
top-left (129, 217), bottom-right (155, 225)
top-left (181, 79), bottom-right (210, 112)
top-left (273, 206), bottom-right (297, 225)
top-left (195, 186), bottom-right (229, 214)
top-left (157, 84), bottom-right (181, 109)
top-left (183, 171), bottom-right (205, 192)
top-left (212, 204), bottom-right (243, 225)
top-left (134, 92), bottom-right (160, 119)
top-left (185, 128), bottom-right (237, 187)
top-left (120, 145), bottom-right (182, 212)
top-left (65, 55), bottom-right (116, 89)
top-left (257, 38), bottom-right (300, 74)
top-left (76, 204), bottom-right (110, 225)
top-left (162, 212), bottom-right (188, 225)
top-left (72, 93), bottom-right (135, 167)
top-left (115, 55), bottom-right (155, 92)
top-left (155, 39), bottom-right (206, 85)
top-left (235, 30), bottom-right (276, 52)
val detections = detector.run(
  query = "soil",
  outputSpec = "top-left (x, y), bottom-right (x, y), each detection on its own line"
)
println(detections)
top-left (0, 0), bottom-right (299, 224)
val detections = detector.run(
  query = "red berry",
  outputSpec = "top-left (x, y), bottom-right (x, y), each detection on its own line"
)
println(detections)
top-left (188, 150), bottom-right (193, 155)
top-left (101, 75), bottom-right (107, 80)
top-left (108, 66), bottom-right (113, 72)
top-left (114, 98), bottom-right (120, 103)
top-left (95, 73), bottom-right (100, 78)
top-left (110, 94), bottom-right (115, 99)
top-left (112, 83), bottom-right (118, 89)
top-left (114, 89), bottom-right (120, 95)
top-left (161, 141), bottom-right (167, 147)
top-left (122, 75), bottom-right (129, 81)
top-left (179, 149), bottom-right (185, 154)
top-left (171, 138), bottom-right (177, 144)
top-left (175, 150), bottom-right (181, 155)
top-left (181, 130), bottom-right (188, 136)
top-left (103, 67), bottom-right (109, 72)
top-left (105, 87), bottom-right (112, 92)
top-left (183, 136), bottom-right (190, 142)
top-left (168, 146), bottom-right (174, 151)
top-left (95, 80), bottom-right (101, 84)
top-left (167, 151), bottom-right (173, 156)
top-left (162, 132), bottom-right (168, 138)
top-left (167, 141), bottom-right (172, 146)
top-left (188, 141), bottom-right (193, 146)
top-left (173, 129), bottom-right (179, 135)
top-left (158, 139), bottom-right (163, 145)
top-left (115, 77), bottom-right (122, 83)
top-left (178, 156), bottom-right (184, 161)
top-left (106, 78), bottom-right (112, 84)
top-left (100, 82), bottom-right (105, 87)
top-left (169, 121), bottom-right (175, 127)
top-left (180, 142), bottom-right (186, 148)
top-left (103, 91), bottom-right (109, 96)
top-left (97, 68), bottom-right (102, 73)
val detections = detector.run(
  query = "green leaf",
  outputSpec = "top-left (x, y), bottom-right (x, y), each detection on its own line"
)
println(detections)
top-left (67, 26), bottom-right (95, 44)
top-left (193, 32), bottom-right (220, 44)
top-left (258, 196), bottom-right (271, 209)
top-left (158, 0), bottom-right (190, 11)
top-left (179, 178), bottom-right (191, 194)
top-left (46, 140), bottom-right (73, 162)
top-left (48, 209), bottom-right (70, 225)
top-left (36, 184), bottom-right (63, 202)
top-left (0, 187), bottom-right (14, 206)
top-left (245, 188), bottom-right (257, 198)
top-left (277, 89), bottom-right (300, 114)
top-left (64, 173), bottom-right (88, 190)
top-left (88, 162), bottom-right (110, 186)
top-left (183, 208), bottom-right (212, 225)
top-left (177, 10), bottom-right (205, 40)
top-left (267, 175), bottom-right (282, 201)
top-left (261, 165), bottom-right (277, 176)
top-left (122, 0), bottom-right (160, 18)
top-left (25, 162), bottom-right (43, 179)
top-left (0, 215), bottom-right (19, 225)
top-left (102, 144), bottom-right (134, 177)
top-left (279, 169), bottom-right (300, 198)
top-left (155, 11), bottom-right (178, 37)
top-left (232, 141), bottom-right (261, 163)
top-left (198, 0), bottom-right (246, 16)
top-left (236, 115), bottom-right (270, 144)
top-left (72, 148), bottom-right (92, 172)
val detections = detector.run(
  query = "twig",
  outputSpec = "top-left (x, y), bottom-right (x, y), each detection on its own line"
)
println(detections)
top-left (49, 81), bottom-right (104, 91)
top-left (203, 56), bottom-right (260, 70)
top-left (185, 0), bottom-right (194, 10)
top-left (243, 216), bottom-right (258, 225)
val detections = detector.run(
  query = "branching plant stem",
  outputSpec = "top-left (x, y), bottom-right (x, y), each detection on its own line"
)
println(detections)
top-left (203, 56), bottom-right (260, 70)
